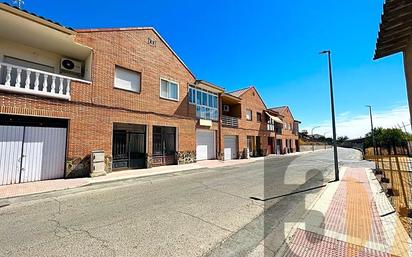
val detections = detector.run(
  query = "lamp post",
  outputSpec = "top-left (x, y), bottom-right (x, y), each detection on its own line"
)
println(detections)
top-left (320, 50), bottom-right (339, 181)
top-left (311, 126), bottom-right (321, 152)
top-left (366, 105), bottom-right (377, 156)
top-left (324, 132), bottom-right (330, 150)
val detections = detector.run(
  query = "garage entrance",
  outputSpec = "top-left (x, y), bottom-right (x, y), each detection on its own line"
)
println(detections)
top-left (0, 115), bottom-right (68, 186)
top-left (224, 136), bottom-right (237, 160)
top-left (196, 130), bottom-right (216, 161)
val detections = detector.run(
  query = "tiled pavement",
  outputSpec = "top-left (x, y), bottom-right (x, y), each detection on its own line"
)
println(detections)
top-left (0, 156), bottom-right (275, 200)
top-left (279, 167), bottom-right (412, 257)
top-left (0, 178), bottom-right (88, 199)
top-left (0, 152), bottom-right (313, 200)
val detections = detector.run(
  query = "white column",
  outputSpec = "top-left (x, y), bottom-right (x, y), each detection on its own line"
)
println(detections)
top-left (4, 66), bottom-right (12, 86)
top-left (51, 76), bottom-right (56, 93)
top-left (25, 70), bottom-right (31, 89)
top-left (34, 72), bottom-right (40, 91)
top-left (15, 68), bottom-right (22, 88)
top-left (42, 74), bottom-right (48, 92)
top-left (58, 77), bottom-right (64, 95)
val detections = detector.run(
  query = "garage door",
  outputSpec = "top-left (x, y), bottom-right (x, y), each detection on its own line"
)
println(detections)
top-left (0, 125), bottom-right (67, 186)
top-left (224, 136), bottom-right (237, 160)
top-left (196, 130), bottom-right (216, 161)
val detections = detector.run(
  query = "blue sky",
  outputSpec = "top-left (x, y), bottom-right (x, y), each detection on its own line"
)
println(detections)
top-left (20, 0), bottom-right (408, 138)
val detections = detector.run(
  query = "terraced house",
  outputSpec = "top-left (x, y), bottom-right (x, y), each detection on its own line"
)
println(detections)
top-left (0, 3), bottom-right (299, 186)
top-left (219, 87), bottom-right (300, 160)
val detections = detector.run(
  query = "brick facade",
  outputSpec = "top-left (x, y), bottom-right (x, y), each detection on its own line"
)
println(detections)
top-left (270, 106), bottom-right (300, 153)
top-left (220, 87), bottom-right (299, 158)
top-left (0, 5), bottom-right (300, 180)
top-left (0, 28), bottom-right (199, 177)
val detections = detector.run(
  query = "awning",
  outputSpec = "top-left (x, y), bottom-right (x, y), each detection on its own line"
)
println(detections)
top-left (265, 112), bottom-right (283, 124)
top-left (374, 0), bottom-right (412, 59)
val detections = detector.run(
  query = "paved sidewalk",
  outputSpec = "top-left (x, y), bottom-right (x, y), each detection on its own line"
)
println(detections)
top-left (0, 156), bottom-right (268, 200)
top-left (0, 150), bottom-right (320, 200)
top-left (277, 167), bottom-right (412, 257)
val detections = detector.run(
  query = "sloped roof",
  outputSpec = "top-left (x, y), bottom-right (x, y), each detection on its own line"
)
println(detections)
top-left (270, 106), bottom-right (288, 113)
top-left (374, 0), bottom-right (412, 59)
top-left (76, 27), bottom-right (195, 78)
top-left (0, 2), bottom-right (75, 34)
top-left (269, 106), bottom-right (296, 121)
top-left (228, 86), bottom-right (267, 109)
top-left (228, 87), bottom-right (252, 97)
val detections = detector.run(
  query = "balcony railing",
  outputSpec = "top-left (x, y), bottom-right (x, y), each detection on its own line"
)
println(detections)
top-left (222, 115), bottom-right (239, 127)
top-left (0, 62), bottom-right (82, 100)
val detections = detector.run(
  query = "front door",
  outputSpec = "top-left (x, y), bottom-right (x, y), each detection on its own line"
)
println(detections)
top-left (276, 139), bottom-right (282, 154)
top-left (128, 132), bottom-right (146, 169)
top-left (112, 124), bottom-right (146, 170)
top-left (247, 136), bottom-right (254, 157)
top-left (268, 137), bottom-right (274, 154)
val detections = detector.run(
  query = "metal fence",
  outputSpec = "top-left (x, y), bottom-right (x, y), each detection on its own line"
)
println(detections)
top-left (365, 148), bottom-right (412, 234)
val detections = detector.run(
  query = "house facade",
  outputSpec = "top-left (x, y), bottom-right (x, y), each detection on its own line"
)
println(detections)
top-left (219, 87), bottom-right (300, 160)
top-left (269, 106), bottom-right (300, 154)
top-left (0, 3), bottom-right (300, 186)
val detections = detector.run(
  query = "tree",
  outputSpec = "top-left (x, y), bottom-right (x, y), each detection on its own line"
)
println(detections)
top-left (364, 127), bottom-right (410, 154)
top-left (337, 136), bottom-right (349, 145)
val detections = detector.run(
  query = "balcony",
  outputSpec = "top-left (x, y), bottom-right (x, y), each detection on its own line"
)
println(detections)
top-left (222, 115), bottom-right (239, 128)
top-left (0, 62), bottom-right (89, 100)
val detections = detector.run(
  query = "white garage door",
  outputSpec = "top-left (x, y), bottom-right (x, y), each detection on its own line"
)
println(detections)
top-left (196, 130), bottom-right (216, 161)
top-left (0, 126), bottom-right (67, 186)
top-left (224, 136), bottom-right (237, 160)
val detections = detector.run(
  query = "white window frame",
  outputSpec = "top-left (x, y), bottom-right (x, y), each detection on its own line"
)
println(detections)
top-left (114, 66), bottom-right (141, 93)
top-left (188, 86), bottom-right (219, 121)
top-left (160, 77), bottom-right (179, 101)
top-left (246, 109), bottom-right (252, 121)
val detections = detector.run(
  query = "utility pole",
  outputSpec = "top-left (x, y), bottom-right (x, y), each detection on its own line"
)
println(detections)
top-left (366, 105), bottom-right (377, 155)
top-left (320, 50), bottom-right (339, 181)
top-left (324, 132), bottom-right (329, 150)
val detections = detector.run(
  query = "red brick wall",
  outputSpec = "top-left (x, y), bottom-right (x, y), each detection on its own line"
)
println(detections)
top-left (0, 28), bottom-right (198, 176)
top-left (277, 107), bottom-right (299, 150)
top-left (75, 29), bottom-right (196, 118)
top-left (220, 87), bottom-right (274, 156)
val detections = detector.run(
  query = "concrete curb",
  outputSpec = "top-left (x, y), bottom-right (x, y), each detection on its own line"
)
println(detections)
top-left (0, 150), bottom-right (330, 203)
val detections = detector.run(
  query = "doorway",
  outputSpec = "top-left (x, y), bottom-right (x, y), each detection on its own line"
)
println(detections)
top-left (112, 123), bottom-right (146, 170)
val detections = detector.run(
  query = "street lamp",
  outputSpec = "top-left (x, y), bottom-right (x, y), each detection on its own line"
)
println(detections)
top-left (320, 50), bottom-right (339, 181)
top-left (311, 126), bottom-right (321, 151)
top-left (366, 105), bottom-right (377, 156)
top-left (324, 132), bottom-right (330, 150)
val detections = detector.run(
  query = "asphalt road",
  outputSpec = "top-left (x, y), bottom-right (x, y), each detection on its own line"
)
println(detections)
top-left (0, 148), bottom-right (365, 257)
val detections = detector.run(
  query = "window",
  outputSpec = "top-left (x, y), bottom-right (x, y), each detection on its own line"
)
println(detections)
top-left (160, 78), bottom-right (179, 101)
top-left (189, 86), bottom-right (219, 121)
top-left (114, 66), bottom-right (141, 92)
top-left (257, 112), bottom-right (262, 122)
top-left (246, 109), bottom-right (252, 121)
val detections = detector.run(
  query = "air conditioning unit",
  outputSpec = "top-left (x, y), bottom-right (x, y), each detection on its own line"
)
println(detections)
top-left (60, 58), bottom-right (82, 74)
top-left (223, 105), bottom-right (230, 112)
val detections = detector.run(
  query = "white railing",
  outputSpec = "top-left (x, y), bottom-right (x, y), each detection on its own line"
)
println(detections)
top-left (0, 62), bottom-right (74, 100)
top-left (222, 115), bottom-right (239, 127)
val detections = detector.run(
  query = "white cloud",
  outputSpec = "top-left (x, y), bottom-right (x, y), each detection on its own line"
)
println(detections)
top-left (302, 105), bottom-right (411, 139)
